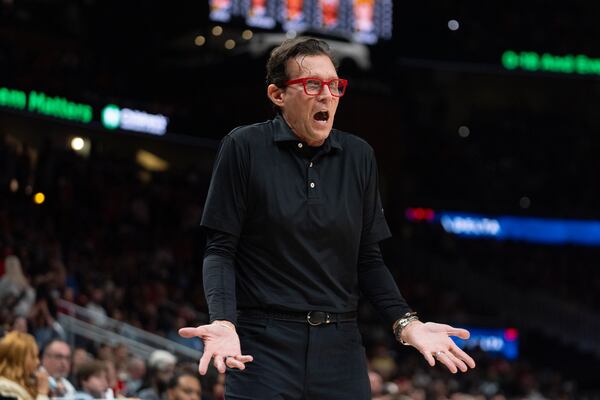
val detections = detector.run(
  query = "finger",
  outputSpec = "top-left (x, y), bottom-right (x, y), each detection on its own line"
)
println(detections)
top-left (421, 350), bottom-right (436, 367)
top-left (198, 350), bottom-right (213, 375)
top-left (234, 354), bottom-right (253, 363)
top-left (225, 357), bottom-right (247, 370)
top-left (449, 344), bottom-right (476, 368)
top-left (446, 328), bottom-right (470, 340)
top-left (213, 355), bottom-right (227, 374)
top-left (179, 326), bottom-right (207, 338)
top-left (431, 323), bottom-right (471, 340)
top-left (436, 352), bottom-right (458, 374)
top-left (443, 350), bottom-right (468, 373)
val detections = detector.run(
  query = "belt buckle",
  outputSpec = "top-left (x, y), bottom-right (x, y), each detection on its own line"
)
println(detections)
top-left (307, 311), bottom-right (331, 326)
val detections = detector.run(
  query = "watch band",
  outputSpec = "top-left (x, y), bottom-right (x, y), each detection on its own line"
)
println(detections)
top-left (393, 311), bottom-right (419, 345)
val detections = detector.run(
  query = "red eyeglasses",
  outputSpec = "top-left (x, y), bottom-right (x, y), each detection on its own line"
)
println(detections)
top-left (285, 77), bottom-right (348, 97)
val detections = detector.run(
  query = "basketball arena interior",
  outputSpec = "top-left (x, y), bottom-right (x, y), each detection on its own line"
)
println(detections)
top-left (1, 1), bottom-right (600, 399)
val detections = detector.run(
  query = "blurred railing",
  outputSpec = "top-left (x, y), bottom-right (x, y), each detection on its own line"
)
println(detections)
top-left (56, 299), bottom-right (202, 361)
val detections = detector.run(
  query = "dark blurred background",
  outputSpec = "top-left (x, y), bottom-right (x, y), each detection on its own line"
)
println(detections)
top-left (2, 1), bottom-right (600, 399)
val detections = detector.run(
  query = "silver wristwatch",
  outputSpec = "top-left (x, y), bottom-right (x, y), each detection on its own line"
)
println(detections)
top-left (392, 311), bottom-right (419, 345)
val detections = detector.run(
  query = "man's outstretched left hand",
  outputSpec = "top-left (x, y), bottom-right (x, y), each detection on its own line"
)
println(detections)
top-left (400, 321), bottom-right (476, 373)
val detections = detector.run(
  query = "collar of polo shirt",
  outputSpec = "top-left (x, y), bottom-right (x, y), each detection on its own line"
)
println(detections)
top-left (273, 115), bottom-right (343, 151)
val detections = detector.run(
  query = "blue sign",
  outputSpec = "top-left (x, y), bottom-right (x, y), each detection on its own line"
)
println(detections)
top-left (406, 208), bottom-right (600, 246)
top-left (452, 327), bottom-right (519, 360)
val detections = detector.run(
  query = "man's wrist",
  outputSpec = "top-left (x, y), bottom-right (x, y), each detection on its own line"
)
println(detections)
top-left (392, 312), bottom-right (420, 345)
top-left (212, 320), bottom-right (236, 331)
top-left (399, 319), bottom-right (422, 345)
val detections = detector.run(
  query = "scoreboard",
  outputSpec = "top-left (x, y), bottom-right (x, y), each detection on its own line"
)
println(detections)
top-left (209, 0), bottom-right (392, 44)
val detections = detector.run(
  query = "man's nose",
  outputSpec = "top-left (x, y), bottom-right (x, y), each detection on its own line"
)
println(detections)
top-left (318, 84), bottom-right (334, 99)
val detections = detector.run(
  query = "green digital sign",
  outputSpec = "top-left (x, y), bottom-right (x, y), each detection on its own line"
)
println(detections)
top-left (502, 50), bottom-right (600, 76)
top-left (0, 86), bottom-right (93, 124)
top-left (1, 85), bottom-right (169, 135)
top-left (28, 91), bottom-right (93, 123)
top-left (101, 104), bottom-right (121, 129)
top-left (0, 87), bottom-right (27, 110)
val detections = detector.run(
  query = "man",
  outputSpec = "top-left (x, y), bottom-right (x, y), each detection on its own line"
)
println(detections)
top-left (166, 373), bottom-right (201, 400)
top-left (73, 360), bottom-right (109, 400)
top-left (69, 347), bottom-right (92, 385)
top-left (41, 339), bottom-right (76, 398)
top-left (124, 356), bottom-right (146, 396)
top-left (180, 37), bottom-right (475, 398)
top-left (138, 350), bottom-right (177, 400)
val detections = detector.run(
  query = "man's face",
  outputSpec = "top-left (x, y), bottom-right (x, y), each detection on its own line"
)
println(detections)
top-left (275, 54), bottom-right (340, 146)
top-left (83, 371), bottom-right (109, 398)
top-left (156, 364), bottom-right (175, 384)
top-left (42, 341), bottom-right (71, 378)
top-left (168, 375), bottom-right (201, 400)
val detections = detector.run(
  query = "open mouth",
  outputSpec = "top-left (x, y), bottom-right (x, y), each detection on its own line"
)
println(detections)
top-left (313, 111), bottom-right (329, 123)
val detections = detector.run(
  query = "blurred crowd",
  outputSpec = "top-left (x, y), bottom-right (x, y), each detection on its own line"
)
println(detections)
top-left (0, 332), bottom-right (206, 400)
top-left (0, 133), bottom-right (595, 400)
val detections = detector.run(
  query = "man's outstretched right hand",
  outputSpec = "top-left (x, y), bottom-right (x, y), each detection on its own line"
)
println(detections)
top-left (179, 321), bottom-right (254, 374)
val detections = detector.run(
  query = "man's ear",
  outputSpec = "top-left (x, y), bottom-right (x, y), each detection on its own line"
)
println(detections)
top-left (267, 84), bottom-right (285, 108)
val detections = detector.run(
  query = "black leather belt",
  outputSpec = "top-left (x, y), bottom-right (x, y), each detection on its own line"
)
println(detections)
top-left (238, 309), bottom-right (357, 326)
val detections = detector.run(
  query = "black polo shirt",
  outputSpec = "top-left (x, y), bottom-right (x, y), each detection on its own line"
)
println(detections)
top-left (201, 115), bottom-right (398, 315)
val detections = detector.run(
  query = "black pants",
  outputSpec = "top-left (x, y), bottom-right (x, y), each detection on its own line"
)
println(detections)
top-left (225, 317), bottom-right (371, 399)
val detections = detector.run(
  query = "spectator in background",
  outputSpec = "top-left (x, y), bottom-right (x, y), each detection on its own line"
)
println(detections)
top-left (210, 374), bottom-right (224, 400)
top-left (95, 343), bottom-right (114, 363)
top-left (138, 350), bottom-right (177, 400)
top-left (0, 256), bottom-right (36, 322)
top-left (370, 343), bottom-right (398, 381)
top-left (110, 343), bottom-right (130, 394)
top-left (33, 259), bottom-right (67, 298)
top-left (124, 357), bottom-right (146, 396)
top-left (166, 373), bottom-right (201, 400)
top-left (0, 331), bottom-right (50, 400)
top-left (369, 370), bottom-right (387, 400)
top-left (41, 339), bottom-right (76, 398)
top-left (113, 343), bottom-right (129, 371)
top-left (104, 360), bottom-right (120, 397)
top-left (2, 315), bottom-right (29, 336)
top-left (85, 288), bottom-right (108, 328)
top-left (69, 348), bottom-right (93, 384)
top-left (28, 298), bottom-right (65, 346)
top-left (73, 361), bottom-right (109, 400)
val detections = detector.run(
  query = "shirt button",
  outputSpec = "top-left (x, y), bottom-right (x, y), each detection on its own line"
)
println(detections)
top-left (297, 143), bottom-right (303, 148)
top-left (310, 182), bottom-right (315, 188)
top-left (309, 162), bottom-right (313, 168)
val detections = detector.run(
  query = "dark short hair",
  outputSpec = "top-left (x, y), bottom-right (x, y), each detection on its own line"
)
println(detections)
top-left (167, 372), bottom-right (200, 390)
top-left (41, 339), bottom-right (70, 357)
top-left (266, 37), bottom-right (338, 88)
top-left (76, 360), bottom-right (107, 386)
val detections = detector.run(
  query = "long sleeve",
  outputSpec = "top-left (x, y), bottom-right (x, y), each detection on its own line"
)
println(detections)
top-left (203, 229), bottom-right (239, 325)
top-left (358, 242), bottom-right (412, 325)
top-left (201, 135), bottom-right (249, 237)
